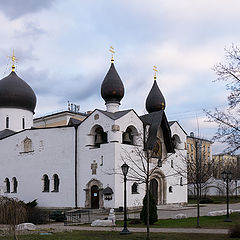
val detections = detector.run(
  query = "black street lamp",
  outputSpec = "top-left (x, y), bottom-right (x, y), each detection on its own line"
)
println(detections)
top-left (120, 163), bottom-right (131, 235)
top-left (221, 170), bottom-right (232, 222)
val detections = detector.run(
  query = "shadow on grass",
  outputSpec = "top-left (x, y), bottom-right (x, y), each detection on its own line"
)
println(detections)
top-left (0, 231), bottom-right (232, 240)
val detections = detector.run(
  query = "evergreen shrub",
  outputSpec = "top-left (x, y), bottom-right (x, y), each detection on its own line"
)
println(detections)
top-left (140, 191), bottom-right (158, 225)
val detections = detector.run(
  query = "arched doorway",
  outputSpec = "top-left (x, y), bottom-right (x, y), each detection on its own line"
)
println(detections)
top-left (85, 179), bottom-right (103, 209)
top-left (150, 179), bottom-right (158, 204)
top-left (150, 169), bottom-right (167, 205)
top-left (91, 185), bottom-right (99, 209)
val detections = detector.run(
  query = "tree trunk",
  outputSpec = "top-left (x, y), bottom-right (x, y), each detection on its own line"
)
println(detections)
top-left (146, 151), bottom-right (150, 240)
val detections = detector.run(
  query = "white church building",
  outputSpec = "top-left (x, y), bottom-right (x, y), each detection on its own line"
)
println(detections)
top-left (0, 57), bottom-right (187, 209)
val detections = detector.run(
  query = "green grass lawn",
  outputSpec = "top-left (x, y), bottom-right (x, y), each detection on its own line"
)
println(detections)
top-left (116, 213), bottom-right (240, 229)
top-left (0, 231), bottom-right (235, 240)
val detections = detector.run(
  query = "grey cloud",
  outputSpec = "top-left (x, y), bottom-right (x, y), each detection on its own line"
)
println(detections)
top-left (14, 21), bottom-right (46, 38)
top-left (21, 67), bottom-right (102, 107)
top-left (0, 0), bottom-right (56, 19)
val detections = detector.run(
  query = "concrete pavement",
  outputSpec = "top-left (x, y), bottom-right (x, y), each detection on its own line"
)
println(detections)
top-left (35, 223), bottom-right (229, 234)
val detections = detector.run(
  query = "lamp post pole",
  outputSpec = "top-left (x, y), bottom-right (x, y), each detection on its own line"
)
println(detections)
top-left (221, 171), bottom-right (232, 222)
top-left (120, 163), bottom-right (130, 235)
top-left (235, 180), bottom-right (238, 200)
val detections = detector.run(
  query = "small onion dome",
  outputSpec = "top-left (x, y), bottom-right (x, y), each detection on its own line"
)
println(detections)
top-left (0, 71), bottom-right (36, 113)
top-left (102, 186), bottom-right (114, 195)
top-left (145, 80), bottom-right (165, 113)
top-left (101, 63), bottom-right (124, 104)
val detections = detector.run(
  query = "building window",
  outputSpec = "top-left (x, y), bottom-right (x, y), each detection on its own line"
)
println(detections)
top-left (12, 177), bottom-right (18, 193)
top-left (94, 126), bottom-right (107, 148)
top-left (208, 146), bottom-right (210, 153)
top-left (52, 174), bottom-right (60, 192)
top-left (180, 177), bottom-right (183, 186)
top-left (122, 126), bottom-right (138, 145)
top-left (22, 118), bottom-right (25, 129)
top-left (6, 117), bottom-right (9, 129)
top-left (171, 160), bottom-right (173, 168)
top-left (131, 182), bottom-right (139, 194)
top-left (172, 134), bottom-right (181, 149)
top-left (122, 127), bottom-right (134, 145)
top-left (42, 175), bottom-right (50, 192)
top-left (169, 186), bottom-right (173, 193)
top-left (5, 178), bottom-right (10, 193)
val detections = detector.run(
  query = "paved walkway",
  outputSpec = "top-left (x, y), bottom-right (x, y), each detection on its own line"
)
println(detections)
top-left (126, 202), bottom-right (240, 219)
top-left (156, 202), bottom-right (240, 219)
top-left (35, 223), bottom-right (228, 234)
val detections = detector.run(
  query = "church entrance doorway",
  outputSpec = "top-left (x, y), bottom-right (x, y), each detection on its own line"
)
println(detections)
top-left (150, 178), bottom-right (158, 204)
top-left (91, 185), bottom-right (99, 209)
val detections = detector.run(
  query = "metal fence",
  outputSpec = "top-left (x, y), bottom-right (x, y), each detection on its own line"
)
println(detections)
top-left (64, 210), bottom-right (91, 225)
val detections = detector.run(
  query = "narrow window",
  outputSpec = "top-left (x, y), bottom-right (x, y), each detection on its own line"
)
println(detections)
top-left (171, 160), bottom-right (173, 168)
top-left (169, 186), bottom-right (173, 193)
top-left (6, 117), bottom-right (9, 129)
top-left (180, 177), bottom-right (183, 186)
top-left (12, 177), bottom-right (18, 193)
top-left (52, 174), bottom-right (60, 192)
top-left (5, 178), bottom-right (10, 193)
top-left (100, 156), bottom-right (103, 166)
top-left (131, 182), bottom-right (139, 194)
top-left (22, 118), bottom-right (25, 129)
top-left (42, 175), bottom-right (50, 192)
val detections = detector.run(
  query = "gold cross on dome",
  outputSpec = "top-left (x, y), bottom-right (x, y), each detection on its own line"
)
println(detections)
top-left (109, 46), bottom-right (115, 62)
top-left (8, 49), bottom-right (18, 72)
top-left (153, 65), bottom-right (158, 79)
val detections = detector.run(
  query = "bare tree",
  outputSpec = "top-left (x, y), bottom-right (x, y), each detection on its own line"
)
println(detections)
top-left (0, 196), bottom-right (27, 240)
top-left (205, 44), bottom-right (240, 154)
top-left (174, 140), bottom-right (214, 228)
top-left (120, 145), bottom-right (169, 240)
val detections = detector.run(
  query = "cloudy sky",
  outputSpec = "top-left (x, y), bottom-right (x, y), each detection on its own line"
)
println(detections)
top-left (0, 0), bottom-right (239, 153)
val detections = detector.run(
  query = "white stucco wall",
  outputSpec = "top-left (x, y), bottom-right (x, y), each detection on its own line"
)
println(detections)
top-left (0, 127), bottom-right (75, 208)
top-left (0, 108), bottom-right (188, 209)
top-left (0, 108), bottom-right (33, 132)
top-left (167, 122), bottom-right (187, 204)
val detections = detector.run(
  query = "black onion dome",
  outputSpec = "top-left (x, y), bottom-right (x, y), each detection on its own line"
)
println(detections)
top-left (0, 71), bottom-right (36, 113)
top-left (146, 80), bottom-right (166, 113)
top-left (101, 63), bottom-right (124, 104)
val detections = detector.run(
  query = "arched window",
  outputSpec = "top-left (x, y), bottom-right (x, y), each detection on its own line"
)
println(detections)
top-left (52, 174), bottom-right (60, 192)
top-left (122, 127), bottom-right (133, 145)
top-left (169, 186), bottom-right (173, 193)
top-left (5, 178), bottom-right (10, 193)
top-left (94, 126), bottom-right (107, 148)
top-left (172, 134), bottom-right (181, 149)
top-left (42, 175), bottom-right (50, 192)
top-left (6, 117), bottom-right (9, 129)
top-left (131, 182), bottom-right (139, 194)
top-left (122, 126), bottom-right (138, 145)
top-left (24, 137), bottom-right (32, 152)
top-left (12, 177), bottom-right (18, 193)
